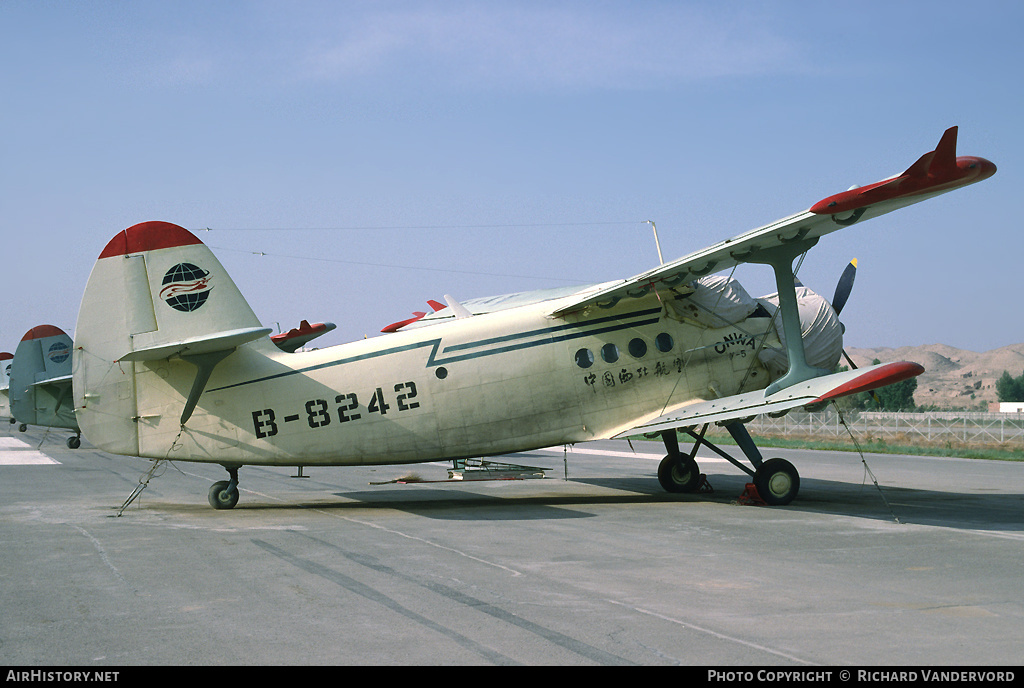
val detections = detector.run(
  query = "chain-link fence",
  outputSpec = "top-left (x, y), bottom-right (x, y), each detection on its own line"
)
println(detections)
top-left (742, 409), bottom-right (1024, 445)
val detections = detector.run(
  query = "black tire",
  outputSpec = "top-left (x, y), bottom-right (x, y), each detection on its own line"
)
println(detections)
top-left (66, 436), bottom-right (81, 449)
top-left (18, 424), bottom-right (27, 432)
top-left (657, 453), bottom-right (701, 493)
top-left (754, 458), bottom-right (800, 505)
top-left (208, 480), bottom-right (239, 510)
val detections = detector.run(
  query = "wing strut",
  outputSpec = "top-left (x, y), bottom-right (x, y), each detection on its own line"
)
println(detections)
top-left (746, 238), bottom-right (830, 395)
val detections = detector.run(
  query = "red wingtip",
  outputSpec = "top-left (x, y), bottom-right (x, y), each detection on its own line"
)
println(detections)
top-left (811, 361), bottom-right (925, 404)
top-left (270, 320), bottom-right (329, 343)
top-left (98, 221), bottom-right (203, 259)
top-left (0, 352), bottom-right (13, 361)
top-left (810, 127), bottom-right (995, 215)
top-left (381, 312), bottom-right (427, 333)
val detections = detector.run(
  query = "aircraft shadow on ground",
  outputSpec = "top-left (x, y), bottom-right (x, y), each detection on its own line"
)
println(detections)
top-left (148, 470), bottom-right (1024, 532)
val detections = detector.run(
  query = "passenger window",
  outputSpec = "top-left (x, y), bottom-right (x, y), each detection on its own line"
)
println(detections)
top-left (628, 338), bottom-right (647, 358)
top-left (655, 333), bottom-right (674, 353)
top-left (575, 348), bottom-right (594, 368)
top-left (601, 343), bottom-right (619, 363)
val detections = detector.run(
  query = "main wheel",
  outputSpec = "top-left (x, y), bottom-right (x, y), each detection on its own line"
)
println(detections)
top-left (658, 453), bottom-right (702, 493)
top-left (208, 480), bottom-right (239, 510)
top-left (754, 458), bottom-right (800, 505)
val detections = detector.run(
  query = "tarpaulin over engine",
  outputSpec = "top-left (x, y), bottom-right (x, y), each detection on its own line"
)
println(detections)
top-left (755, 286), bottom-right (843, 375)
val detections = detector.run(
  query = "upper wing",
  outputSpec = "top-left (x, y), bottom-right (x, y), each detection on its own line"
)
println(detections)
top-left (552, 127), bottom-right (995, 317)
top-left (611, 361), bottom-right (923, 439)
top-left (382, 284), bottom-right (602, 332)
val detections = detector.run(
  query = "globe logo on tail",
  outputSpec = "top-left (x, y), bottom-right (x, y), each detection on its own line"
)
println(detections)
top-left (159, 263), bottom-right (213, 312)
top-left (47, 342), bottom-right (71, 364)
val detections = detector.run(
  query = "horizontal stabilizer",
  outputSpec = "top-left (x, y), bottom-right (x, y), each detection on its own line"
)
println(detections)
top-left (30, 373), bottom-right (73, 388)
top-left (612, 361), bottom-right (923, 438)
top-left (117, 326), bottom-right (272, 362)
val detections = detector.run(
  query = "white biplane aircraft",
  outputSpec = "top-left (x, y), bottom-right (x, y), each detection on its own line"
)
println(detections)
top-left (10, 325), bottom-right (82, 448)
top-left (0, 351), bottom-right (12, 422)
top-left (71, 127), bottom-right (995, 509)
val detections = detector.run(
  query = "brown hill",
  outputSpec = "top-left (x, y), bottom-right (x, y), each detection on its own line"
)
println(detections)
top-left (846, 343), bottom-right (1024, 409)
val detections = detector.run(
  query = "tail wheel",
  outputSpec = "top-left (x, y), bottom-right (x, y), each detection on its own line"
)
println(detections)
top-left (658, 453), bottom-right (701, 493)
top-left (208, 480), bottom-right (239, 510)
top-left (754, 458), bottom-right (800, 505)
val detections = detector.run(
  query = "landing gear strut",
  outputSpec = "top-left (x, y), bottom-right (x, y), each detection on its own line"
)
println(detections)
top-left (209, 466), bottom-right (240, 510)
top-left (660, 422), bottom-right (801, 505)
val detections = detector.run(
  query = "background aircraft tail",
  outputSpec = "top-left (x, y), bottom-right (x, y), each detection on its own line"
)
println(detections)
top-left (0, 352), bottom-right (11, 421)
top-left (73, 221), bottom-right (271, 455)
top-left (10, 325), bottom-right (77, 430)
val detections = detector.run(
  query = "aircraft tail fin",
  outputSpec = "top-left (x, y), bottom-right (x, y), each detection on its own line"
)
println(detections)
top-left (0, 352), bottom-right (11, 421)
top-left (10, 325), bottom-right (77, 430)
top-left (73, 221), bottom-right (271, 454)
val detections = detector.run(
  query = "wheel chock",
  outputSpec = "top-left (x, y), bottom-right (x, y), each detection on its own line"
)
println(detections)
top-left (698, 474), bottom-right (714, 493)
top-left (738, 483), bottom-right (767, 506)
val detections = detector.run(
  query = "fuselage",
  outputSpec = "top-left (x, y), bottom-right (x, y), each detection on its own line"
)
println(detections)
top-left (126, 290), bottom-right (791, 467)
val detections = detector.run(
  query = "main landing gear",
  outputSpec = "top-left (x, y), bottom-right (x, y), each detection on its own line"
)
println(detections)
top-left (657, 422), bottom-right (800, 505)
top-left (209, 466), bottom-right (240, 510)
top-left (657, 426), bottom-right (704, 493)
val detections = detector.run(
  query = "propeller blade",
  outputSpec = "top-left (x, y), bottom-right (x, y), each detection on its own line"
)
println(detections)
top-left (831, 259), bottom-right (857, 316)
top-left (832, 260), bottom-right (880, 405)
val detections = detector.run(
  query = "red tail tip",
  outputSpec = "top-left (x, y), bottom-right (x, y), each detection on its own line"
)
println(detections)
top-left (98, 221), bottom-right (203, 259)
top-left (21, 325), bottom-right (68, 341)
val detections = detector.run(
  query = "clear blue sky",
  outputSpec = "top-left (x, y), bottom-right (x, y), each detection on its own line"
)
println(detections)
top-left (2, 1), bottom-right (1020, 353)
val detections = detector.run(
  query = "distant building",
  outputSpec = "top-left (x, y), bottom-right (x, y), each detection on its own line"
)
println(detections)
top-left (990, 402), bottom-right (1024, 413)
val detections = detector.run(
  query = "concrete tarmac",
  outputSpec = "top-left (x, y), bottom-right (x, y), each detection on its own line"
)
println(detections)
top-left (1, 423), bottom-right (1022, 666)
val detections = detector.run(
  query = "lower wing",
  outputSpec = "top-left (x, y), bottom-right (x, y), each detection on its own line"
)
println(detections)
top-left (612, 361), bottom-right (922, 438)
